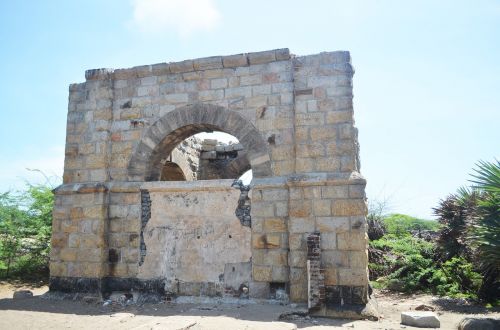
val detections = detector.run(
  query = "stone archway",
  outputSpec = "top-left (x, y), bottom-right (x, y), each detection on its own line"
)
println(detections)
top-left (127, 103), bottom-right (272, 182)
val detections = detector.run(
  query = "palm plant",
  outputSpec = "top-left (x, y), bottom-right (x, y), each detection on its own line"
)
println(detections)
top-left (468, 160), bottom-right (500, 301)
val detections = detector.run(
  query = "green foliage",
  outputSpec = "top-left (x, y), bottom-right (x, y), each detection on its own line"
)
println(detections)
top-left (383, 213), bottom-right (439, 237)
top-left (0, 185), bottom-right (53, 278)
top-left (469, 160), bottom-right (500, 301)
top-left (369, 159), bottom-right (499, 302)
top-left (428, 257), bottom-right (482, 299)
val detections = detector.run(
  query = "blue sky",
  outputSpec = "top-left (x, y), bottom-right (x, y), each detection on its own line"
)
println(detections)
top-left (0, 0), bottom-right (498, 218)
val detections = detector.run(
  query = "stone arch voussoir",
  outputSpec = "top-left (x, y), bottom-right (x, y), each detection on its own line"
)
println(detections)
top-left (127, 103), bottom-right (272, 181)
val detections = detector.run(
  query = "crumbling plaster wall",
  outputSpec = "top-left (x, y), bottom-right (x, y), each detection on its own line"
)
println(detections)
top-left (138, 181), bottom-right (251, 296)
top-left (51, 48), bottom-right (369, 311)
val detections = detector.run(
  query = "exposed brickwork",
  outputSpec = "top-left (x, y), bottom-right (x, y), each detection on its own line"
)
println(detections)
top-left (307, 232), bottom-right (325, 310)
top-left (139, 189), bottom-right (151, 266)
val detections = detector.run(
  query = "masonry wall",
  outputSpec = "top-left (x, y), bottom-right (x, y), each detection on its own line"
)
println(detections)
top-left (51, 49), bottom-right (369, 311)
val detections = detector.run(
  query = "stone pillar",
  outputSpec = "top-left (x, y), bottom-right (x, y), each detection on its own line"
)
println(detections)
top-left (49, 183), bottom-right (109, 292)
top-left (249, 178), bottom-right (289, 298)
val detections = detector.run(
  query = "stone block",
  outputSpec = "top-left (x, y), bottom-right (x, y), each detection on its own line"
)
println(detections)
top-left (248, 50), bottom-right (276, 65)
top-left (316, 216), bottom-right (350, 233)
top-left (222, 54), bottom-right (248, 68)
top-left (193, 56), bottom-right (223, 70)
top-left (289, 200), bottom-right (311, 217)
top-left (262, 189), bottom-right (288, 201)
top-left (321, 251), bottom-right (349, 268)
top-left (350, 251), bottom-right (368, 268)
top-left (49, 262), bottom-right (67, 277)
top-left (289, 233), bottom-right (305, 250)
top-left (252, 233), bottom-right (280, 249)
top-left (78, 248), bottom-right (102, 262)
top-left (169, 60), bottom-right (194, 73)
top-left (320, 232), bottom-right (337, 250)
top-left (401, 312), bottom-right (440, 328)
top-left (296, 143), bottom-right (325, 158)
top-left (79, 262), bottom-right (103, 277)
top-left (321, 186), bottom-right (348, 199)
top-left (332, 199), bottom-right (367, 216)
top-left (289, 282), bottom-right (308, 302)
top-left (253, 265), bottom-right (272, 282)
top-left (313, 199), bottom-right (331, 216)
top-left (249, 281), bottom-right (269, 299)
top-left (263, 218), bottom-right (287, 232)
top-left (337, 232), bottom-right (367, 251)
top-left (289, 250), bottom-right (307, 267)
top-left (338, 268), bottom-right (368, 286)
top-left (289, 217), bottom-right (314, 233)
top-left (324, 268), bottom-right (337, 285)
top-left (272, 266), bottom-right (289, 282)
top-left (60, 248), bottom-right (77, 262)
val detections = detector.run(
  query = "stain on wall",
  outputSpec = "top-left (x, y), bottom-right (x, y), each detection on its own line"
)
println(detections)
top-left (137, 181), bottom-right (251, 296)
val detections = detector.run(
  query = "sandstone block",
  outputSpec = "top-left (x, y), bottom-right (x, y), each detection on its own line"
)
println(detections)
top-left (313, 199), bottom-right (331, 216)
top-left (316, 216), bottom-right (350, 233)
top-left (337, 232), bottom-right (367, 251)
top-left (401, 312), bottom-right (440, 328)
top-left (253, 265), bottom-right (272, 282)
top-left (289, 217), bottom-right (314, 233)
top-left (332, 199), bottom-right (367, 216)
top-left (324, 268), bottom-right (337, 285)
top-left (321, 186), bottom-right (349, 199)
top-left (320, 232), bottom-right (337, 250)
top-left (263, 218), bottom-right (287, 232)
top-left (248, 50), bottom-right (276, 65)
top-left (193, 56), bottom-right (223, 70)
top-left (289, 200), bottom-right (311, 217)
top-left (222, 54), bottom-right (248, 68)
top-left (321, 250), bottom-right (348, 268)
top-left (338, 268), bottom-right (368, 286)
top-left (272, 266), bottom-right (289, 282)
top-left (252, 233), bottom-right (280, 249)
top-left (289, 250), bottom-right (307, 267)
top-left (60, 248), bottom-right (77, 262)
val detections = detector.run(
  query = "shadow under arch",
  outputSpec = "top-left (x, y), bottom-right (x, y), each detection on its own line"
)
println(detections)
top-left (127, 103), bottom-right (272, 181)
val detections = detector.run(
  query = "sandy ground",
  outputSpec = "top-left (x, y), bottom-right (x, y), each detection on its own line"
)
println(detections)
top-left (0, 282), bottom-right (498, 330)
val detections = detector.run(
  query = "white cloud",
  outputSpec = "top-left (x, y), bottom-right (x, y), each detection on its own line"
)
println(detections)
top-left (131, 0), bottom-right (221, 38)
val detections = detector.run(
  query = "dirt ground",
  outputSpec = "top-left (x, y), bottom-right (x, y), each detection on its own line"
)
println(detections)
top-left (0, 282), bottom-right (498, 330)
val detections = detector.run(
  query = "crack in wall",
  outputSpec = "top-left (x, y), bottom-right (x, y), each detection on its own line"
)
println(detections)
top-left (231, 180), bottom-right (251, 227)
top-left (139, 189), bottom-right (151, 266)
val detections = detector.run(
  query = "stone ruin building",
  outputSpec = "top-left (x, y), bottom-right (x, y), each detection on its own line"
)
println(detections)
top-left (50, 48), bottom-right (375, 318)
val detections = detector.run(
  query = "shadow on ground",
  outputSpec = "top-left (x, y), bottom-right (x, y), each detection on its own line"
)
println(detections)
top-left (0, 294), bottom-right (359, 329)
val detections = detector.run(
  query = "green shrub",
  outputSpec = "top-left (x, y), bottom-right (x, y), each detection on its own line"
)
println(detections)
top-left (428, 257), bottom-right (482, 299)
top-left (0, 185), bottom-right (53, 278)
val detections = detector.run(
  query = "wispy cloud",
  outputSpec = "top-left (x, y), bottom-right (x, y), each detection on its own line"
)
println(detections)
top-left (131, 0), bottom-right (221, 38)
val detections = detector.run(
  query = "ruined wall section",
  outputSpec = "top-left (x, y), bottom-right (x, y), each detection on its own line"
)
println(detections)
top-left (293, 52), bottom-right (358, 174)
top-left (63, 49), bottom-right (294, 186)
top-left (63, 76), bottom-right (113, 184)
top-left (168, 136), bottom-right (201, 181)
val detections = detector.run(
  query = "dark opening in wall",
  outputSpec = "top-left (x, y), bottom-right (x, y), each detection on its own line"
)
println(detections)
top-left (269, 282), bottom-right (288, 300)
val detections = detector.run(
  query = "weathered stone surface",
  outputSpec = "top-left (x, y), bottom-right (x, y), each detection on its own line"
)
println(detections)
top-left (401, 311), bottom-right (440, 328)
top-left (458, 317), bottom-right (500, 330)
top-left (13, 290), bottom-right (33, 299)
top-left (52, 48), bottom-right (368, 319)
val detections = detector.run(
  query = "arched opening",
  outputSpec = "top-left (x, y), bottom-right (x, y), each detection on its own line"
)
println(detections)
top-left (160, 162), bottom-right (186, 181)
top-left (157, 130), bottom-right (252, 182)
top-left (127, 103), bottom-right (272, 182)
